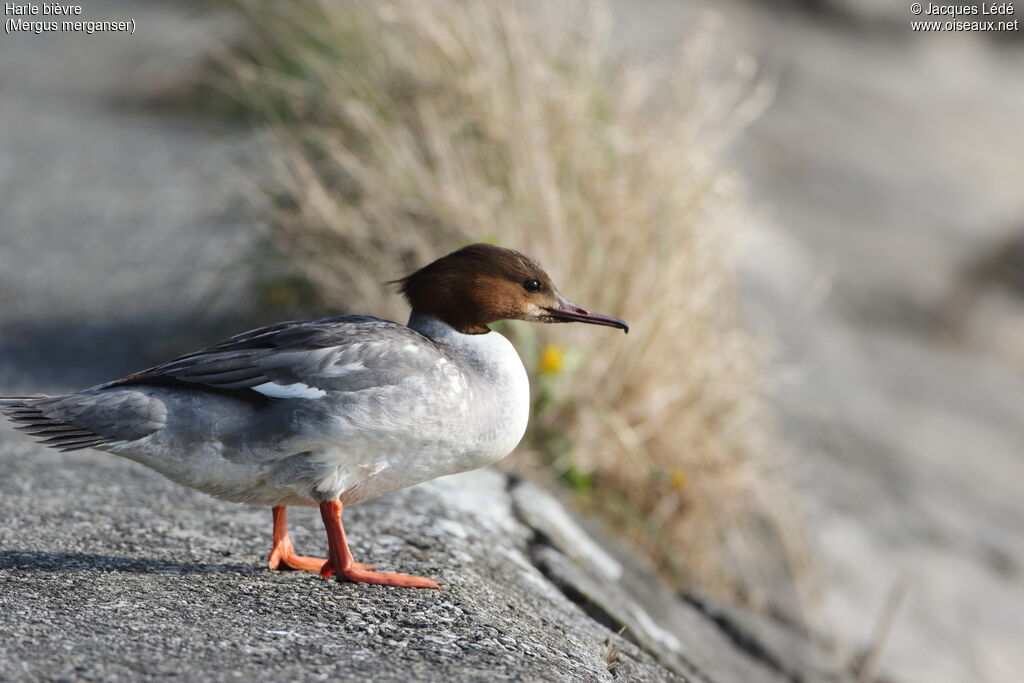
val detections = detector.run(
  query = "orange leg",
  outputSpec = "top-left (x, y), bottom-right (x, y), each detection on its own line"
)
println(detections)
top-left (318, 500), bottom-right (440, 589)
top-left (267, 506), bottom-right (374, 572)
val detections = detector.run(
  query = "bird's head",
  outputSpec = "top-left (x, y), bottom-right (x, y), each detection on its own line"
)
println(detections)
top-left (396, 244), bottom-right (628, 335)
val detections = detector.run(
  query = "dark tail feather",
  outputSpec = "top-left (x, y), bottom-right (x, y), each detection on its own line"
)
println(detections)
top-left (0, 396), bottom-right (113, 452)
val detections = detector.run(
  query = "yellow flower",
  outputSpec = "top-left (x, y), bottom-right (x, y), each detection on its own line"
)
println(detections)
top-left (264, 284), bottom-right (291, 307)
top-left (538, 345), bottom-right (565, 376)
top-left (670, 468), bottom-right (688, 490)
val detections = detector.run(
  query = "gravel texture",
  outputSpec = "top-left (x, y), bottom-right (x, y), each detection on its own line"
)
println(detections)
top-left (0, 454), bottom-right (673, 682)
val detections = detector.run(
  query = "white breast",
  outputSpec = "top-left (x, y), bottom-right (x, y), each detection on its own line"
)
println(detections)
top-left (410, 315), bottom-right (530, 463)
top-left (452, 327), bottom-right (532, 461)
top-left (311, 317), bottom-right (531, 504)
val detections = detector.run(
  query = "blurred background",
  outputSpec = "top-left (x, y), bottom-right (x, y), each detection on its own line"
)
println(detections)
top-left (1, 2), bottom-right (1022, 682)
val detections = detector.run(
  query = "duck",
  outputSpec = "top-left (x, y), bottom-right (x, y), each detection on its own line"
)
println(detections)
top-left (0, 244), bottom-right (627, 589)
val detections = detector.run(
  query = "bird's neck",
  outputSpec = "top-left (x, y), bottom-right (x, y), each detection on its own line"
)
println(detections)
top-left (407, 311), bottom-right (489, 339)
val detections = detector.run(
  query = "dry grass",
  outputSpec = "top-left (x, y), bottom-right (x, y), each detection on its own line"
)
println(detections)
top-left (222, 0), bottom-right (800, 601)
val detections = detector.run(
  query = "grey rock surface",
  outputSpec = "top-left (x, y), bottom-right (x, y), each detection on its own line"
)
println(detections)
top-left (0, 452), bottom-right (671, 682)
top-left (511, 482), bottom-right (847, 683)
top-left (0, 2), bottom-right (840, 682)
top-left (0, 436), bottom-right (840, 682)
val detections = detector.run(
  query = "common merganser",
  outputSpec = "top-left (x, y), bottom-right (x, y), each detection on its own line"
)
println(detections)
top-left (1, 244), bottom-right (627, 589)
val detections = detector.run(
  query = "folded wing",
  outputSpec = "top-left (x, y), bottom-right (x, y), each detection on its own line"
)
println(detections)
top-left (108, 315), bottom-right (445, 397)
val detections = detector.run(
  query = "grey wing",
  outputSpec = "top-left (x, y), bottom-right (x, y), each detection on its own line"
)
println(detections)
top-left (108, 315), bottom-right (447, 397)
top-left (1, 316), bottom-right (446, 454)
top-left (1, 391), bottom-right (167, 452)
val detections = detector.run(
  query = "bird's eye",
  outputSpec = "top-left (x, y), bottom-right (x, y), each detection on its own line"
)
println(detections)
top-left (523, 279), bottom-right (541, 293)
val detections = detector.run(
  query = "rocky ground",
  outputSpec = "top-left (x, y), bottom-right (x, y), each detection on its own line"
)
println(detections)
top-left (5, 446), bottom-right (840, 682)
top-left (0, 2), bottom-right (841, 681)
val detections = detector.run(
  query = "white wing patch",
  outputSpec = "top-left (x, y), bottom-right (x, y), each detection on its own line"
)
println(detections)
top-left (252, 382), bottom-right (327, 399)
top-left (327, 360), bottom-right (365, 375)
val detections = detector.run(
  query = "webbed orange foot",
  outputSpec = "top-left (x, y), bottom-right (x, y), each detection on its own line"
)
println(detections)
top-left (339, 567), bottom-right (441, 589)
top-left (268, 506), bottom-right (379, 573)
top-left (318, 500), bottom-right (441, 590)
top-left (268, 538), bottom-right (327, 572)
